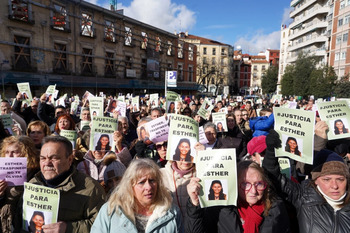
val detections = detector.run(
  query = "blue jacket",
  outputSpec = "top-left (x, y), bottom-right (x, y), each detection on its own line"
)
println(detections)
top-left (91, 203), bottom-right (184, 233)
top-left (249, 114), bottom-right (274, 137)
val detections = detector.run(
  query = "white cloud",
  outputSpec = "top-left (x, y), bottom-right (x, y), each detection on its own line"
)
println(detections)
top-left (282, 7), bottom-right (293, 26)
top-left (96, 0), bottom-right (196, 33)
top-left (234, 30), bottom-right (281, 54)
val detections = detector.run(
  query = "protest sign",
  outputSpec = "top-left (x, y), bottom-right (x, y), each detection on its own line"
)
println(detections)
top-left (117, 95), bottom-right (125, 102)
top-left (23, 183), bottom-right (60, 231)
top-left (199, 126), bottom-right (209, 145)
top-left (196, 149), bottom-right (237, 207)
top-left (132, 96), bottom-right (139, 112)
top-left (0, 114), bottom-right (15, 135)
top-left (137, 124), bottom-right (150, 142)
top-left (89, 97), bottom-right (104, 119)
top-left (45, 85), bottom-right (56, 96)
top-left (166, 91), bottom-right (180, 113)
top-left (316, 100), bottom-right (350, 140)
top-left (150, 94), bottom-right (159, 108)
top-left (144, 116), bottom-right (169, 143)
top-left (166, 115), bottom-right (198, 162)
top-left (0, 157), bottom-right (27, 186)
top-left (82, 91), bottom-right (94, 100)
top-left (274, 107), bottom-right (315, 164)
top-left (80, 120), bottom-right (90, 132)
top-left (212, 112), bottom-right (228, 132)
top-left (197, 100), bottom-right (213, 120)
top-left (278, 158), bottom-right (291, 179)
top-left (17, 82), bottom-right (33, 101)
top-left (115, 101), bottom-right (126, 117)
top-left (89, 117), bottom-right (118, 152)
top-left (106, 99), bottom-right (117, 113)
top-left (60, 130), bottom-right (77, 149)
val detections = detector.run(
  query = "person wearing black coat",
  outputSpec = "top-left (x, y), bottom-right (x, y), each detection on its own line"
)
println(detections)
top-left (263, 130), bottom-right (350, 233)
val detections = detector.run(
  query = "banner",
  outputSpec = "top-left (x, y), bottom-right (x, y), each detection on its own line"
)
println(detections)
top-left (316, 100), bottom-right (350, 140)
top-left (17, 82), bottom-right (33, 101)
top-left (166, 115), bottom-right (198, 162)
top-left (166, 71), bottom-right (177, 87)
top-left (0, 157), bottom-right (27, 186)
top-left (197, 100), bottom-right (214, 120)
top-left (89, 117), bottom-right (118, 152)
top-left (59, 130), bottom-right (77, 149)
top-left (132, 96), bottom-right (140, 112)
top-left (0, 114), bottom-right (15, 135)
top-left (150, 93), bottom-right (159, 108)
top-left (212, 112), bottom-right (228, 132)
top-left (23, 183), bottom-right (60, 231)
top-left (196, 149), bottom-right (237, 207)
top-left (166, 91), bottom-right (180, 114)
top-left (89, 97), bottom-right (104, 119)
top-left (274, 107), bottom-right (315, 164)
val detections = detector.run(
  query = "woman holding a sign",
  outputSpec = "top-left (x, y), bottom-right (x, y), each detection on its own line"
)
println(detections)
top-left (91, 159), bottom-right (183, 232)
top-left (53, 115), bottom-right (76, 135)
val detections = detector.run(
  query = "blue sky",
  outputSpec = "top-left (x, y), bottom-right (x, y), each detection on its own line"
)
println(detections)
top-left (86, 0), bottom-right (292, 54)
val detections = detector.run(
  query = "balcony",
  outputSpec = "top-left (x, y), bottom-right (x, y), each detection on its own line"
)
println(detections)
top-left (289, 35), bottom-right (328, 51)
top-left (290, 4), bottom-right (329, 28)
top-left (290, 0), bottom-right (317, 18)
top-left (289, 20), bottom-right (328, 40)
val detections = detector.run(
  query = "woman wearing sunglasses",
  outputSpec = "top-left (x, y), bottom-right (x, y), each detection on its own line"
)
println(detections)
top-left (185, 160), bottom-right (290, 233)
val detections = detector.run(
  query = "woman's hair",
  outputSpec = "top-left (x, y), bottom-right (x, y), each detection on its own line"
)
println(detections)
top-left (173, 138), bottom-right (191, 161)
top-left (334, 119), bottom-right (348, 134)
top-left (0, 136), bottom-right (39, 169)
top-left (217, 122), bottom-right (223, 130)
top-left (237, 161), bottom-right (273, 216)
top-left (29, 211), bottom-right (45, 231)
top-left (107, 158), bottom-right (172, 223)
top-left (208, 180), bottom-right (226, 200)
top-left (26, 121), bottom-right (51, 137)
top-left (259, 108), bottom-right (273, 117)
top-left (54, 115), bottom-right (76, 134)
top-left (95, 134), bottom-right (111, 151)
top-left (285, 137), bottom-right (301, 155)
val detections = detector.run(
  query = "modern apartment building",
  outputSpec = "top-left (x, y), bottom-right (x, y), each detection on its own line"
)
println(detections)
top-left (0, 0), bottom-right (198, 97)
top-left (329, 0), bottom-right (350, 77)
top-left (287, 0), bottom-right (330, 64)
top-left (179, 33), bottom-right (234, 95)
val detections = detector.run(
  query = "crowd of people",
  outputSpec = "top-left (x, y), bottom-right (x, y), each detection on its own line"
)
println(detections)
top-left (0, 92), bottom-right (349, 233)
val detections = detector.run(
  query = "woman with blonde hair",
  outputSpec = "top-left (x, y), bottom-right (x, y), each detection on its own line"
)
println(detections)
top-left (0, 136), bottom-right (40, 232)
top-left (26, 120), bottom-right (50, 149)
top-left (91, 158), bottom-right (183, 232)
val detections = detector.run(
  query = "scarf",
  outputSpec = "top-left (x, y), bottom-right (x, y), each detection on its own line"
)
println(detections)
top-left (238, 200), bottom-right (264, 233)
top-left (317, 185), bottom-right (347, 211)
top-left (171, 162), bottom-right (194, 178)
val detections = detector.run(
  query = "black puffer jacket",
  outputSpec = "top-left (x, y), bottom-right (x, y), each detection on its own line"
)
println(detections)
top-left (185, 197), bottom-right (290, 233)
top-left (263, 149), bottom-right (350, 233)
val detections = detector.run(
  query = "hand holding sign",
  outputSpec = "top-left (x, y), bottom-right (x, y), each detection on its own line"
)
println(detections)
top-left (187, 177), bottom-right (201, 206)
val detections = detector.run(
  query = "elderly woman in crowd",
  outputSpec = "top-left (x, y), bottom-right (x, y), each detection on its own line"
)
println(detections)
top-left (0, 136), bottom-right (40, 232)
top-left (263, 130), bottom-right (350, 233)
top-left (91, 159), bottom-right (183, 232)
top-left (185, 160), bottom-right (290, 233)
top-left (26, 120), bottom-right (51, 149)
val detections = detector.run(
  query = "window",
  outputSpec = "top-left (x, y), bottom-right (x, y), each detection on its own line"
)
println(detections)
top-left (14, 35), bottom-right (31, 70)
top-left (341, 0), bottom-right (346, 9)
top-left (212, 48), bottom-right (216, 55)
top-left (104, 20), bottom-right (115, 42)
top-left (177, 64), bottom-right (183, 81)
top-left (203, 47), bottom-right (207, 55)
top-left (336, 35), bottom-right (342, 44)
top-left (188, 65), bottom-right (193, 82)
top-left (220, 68), bottom-right (224, 75)
top-left (124, 26), bottom-right (132, 46)
top-left (203, 57), bottom-right (207, 64)
top-left (253, 65), bottom-right (258, 71)
top-left (81, 13), bottom-right (94, 37)
top-left (345, 14), bottom-right (350, 24)
top-left (141, 32), bottom-right (148, 49)
top-left (125, 56), bottom-right (132, 69)
top-left (221, 48), bottom-right (225, 55)
top-left (212, 57), bottom-right (216, 65)
top-left (341, 51), bottom-right (347, 60)
top-left (155, 37), bottom-right (161, 52)
top-left (10, 0), bottom-right (31, 22)
top-left (335, 52), bottom-right (340, 61)
top-left (105, 52), bottom-right (114, 76)
top-left (178, 42), bottom-right (183, 58)
top-left (141, 58), bottom-right (147, 78)
top-left (53, 43), bottom-right (67, 73)
top-left (262, 65), bottom-right (266, 71)
top-left (343, 33), bottom-right (348, 42)
top-left (244, 67), bottom-right (248, 72)
top-left (188, 46), bottom-right (193, 61)
top-left (52, 4), bottom-right (68, 31)
top-left (81, 48), bottom-right (93, 75)
top-left (339, 18), bottom-right (343, 27)
top-left (167, 41), bottom-right (172, 56)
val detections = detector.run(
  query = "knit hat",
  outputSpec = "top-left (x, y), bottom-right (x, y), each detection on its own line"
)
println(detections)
top-left (247, 135), bottom-right (267, 155)
top-left (311, 149), bottom-right (349, 180)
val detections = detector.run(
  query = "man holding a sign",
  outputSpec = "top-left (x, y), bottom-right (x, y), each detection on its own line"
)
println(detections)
top-left (16, 136), bottom-right (105, 232)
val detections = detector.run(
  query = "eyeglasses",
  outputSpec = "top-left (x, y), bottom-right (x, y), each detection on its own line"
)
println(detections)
top-left (156, 142), bottom-right (167, 149)
top-left (240, 181), bottom-right (267, 191)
